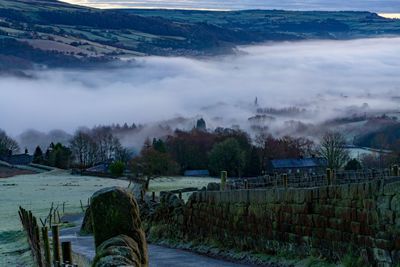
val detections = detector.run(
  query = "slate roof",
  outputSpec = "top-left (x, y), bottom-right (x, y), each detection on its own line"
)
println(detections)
top-left (184, 170), bottom-right (210, 177)
top-left (270, 158), bottom-right (327, 169)
top-left (0, 154), bottom-right (33, 165)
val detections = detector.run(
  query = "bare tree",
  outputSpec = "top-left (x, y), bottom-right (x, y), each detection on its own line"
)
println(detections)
top-left (70, 130), bottom-right (98, 168)
top-left (319, 132), bottom-right (349, 170)
top-left (0, 129), bottom-right (19, 156)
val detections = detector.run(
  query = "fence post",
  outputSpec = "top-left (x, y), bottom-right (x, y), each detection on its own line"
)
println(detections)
top-left (61, 241), bottom-right (73, 265)
top-left (282, 174), bottom-right (288, 188)
top-left (41, 227), bottom-right (51, 267)
top-left (178, 191), bottom-right (182, 200)
top-left (152, 191), bottom-right (155, 202)
top-left (34, 220), bottom-right (43, 267)
top-left (326, 168), bottom-right (332, 185)
top-left (220, 171), bottom-right (227, 191)
top-left (140, 190), bottom-right (144, 201)
top-left (52, 225), bottom-right (61, 266)
top-left (393, 165), bottom-right (399, 177)
top-left (332, 169), bottom-right (336, 184)
top-left (244, 179), bottom-right (249, 189)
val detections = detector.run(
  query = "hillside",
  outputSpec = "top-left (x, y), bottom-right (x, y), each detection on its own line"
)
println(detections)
top-left (0, 0), bottom-right (400, 72)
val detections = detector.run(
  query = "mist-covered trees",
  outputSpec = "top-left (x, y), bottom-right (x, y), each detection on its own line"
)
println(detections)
top-left (0, 129), bottom-right (19, 156)
top-left (70, 127), bottom-right (126, 169)
top-left (70, 131), bottom-right (97, 168)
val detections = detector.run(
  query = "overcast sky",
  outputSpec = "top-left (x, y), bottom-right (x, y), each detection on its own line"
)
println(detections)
top-left (1, 37), bottom-right (400, 137)
top-left (61, 0), bottom-right (400, 12)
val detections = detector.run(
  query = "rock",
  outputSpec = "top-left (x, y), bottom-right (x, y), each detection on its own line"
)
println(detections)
top-left (92, 234), bottom-right (146, 267)
top-left (90, 186), bottom-right (148, 266)
top-left (80, 206), bottom-right (93, 234)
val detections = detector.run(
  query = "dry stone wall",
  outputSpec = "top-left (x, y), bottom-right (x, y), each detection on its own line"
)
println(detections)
top-left (149, 178), bottom-right (400, 266)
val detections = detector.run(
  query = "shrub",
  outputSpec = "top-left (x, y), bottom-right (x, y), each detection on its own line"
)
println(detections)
top-left (109, 161), bottom-right (125, 177)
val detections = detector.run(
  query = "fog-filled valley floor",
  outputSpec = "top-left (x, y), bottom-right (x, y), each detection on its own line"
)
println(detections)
top-left (1, 37), bottom-right (400, 150)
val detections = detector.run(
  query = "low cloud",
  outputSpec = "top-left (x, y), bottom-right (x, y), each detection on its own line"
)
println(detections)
top-left (1, 37), bottom-right (400, 147)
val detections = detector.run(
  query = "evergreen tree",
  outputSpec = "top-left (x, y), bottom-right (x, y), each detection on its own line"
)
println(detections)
top-left (152, 138), bottom-right (166, 153)
top-left (32, 146), bottom-right (44, 164)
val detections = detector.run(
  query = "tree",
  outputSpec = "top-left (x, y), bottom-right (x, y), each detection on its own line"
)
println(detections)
top-left (344, 158), bottom-right (362, 171)
top-left (109, 161), bottom-right (125, 177)
top-left (319, 132), bottom-right (350, 170)
top-left (243, 146), bottom-right (262, 177)
top-left (32, 146), bottom-right (44, 164)
top-left (208, 138), bottom-right (245, 177)
top-left (0, 129), bottom-right (19, 156)
top-left (130, 145), bottom-right (179, 190)
top-left (70, 130), bottom-right (97, 169)
top-left (130, 146), bottom-right (179, 190)
top-left (152, 138), bottom-right (166, 153)
top-left (165, 129), bottom-right (217, 171)
top-left (44, 143), bottom-right (72, 169)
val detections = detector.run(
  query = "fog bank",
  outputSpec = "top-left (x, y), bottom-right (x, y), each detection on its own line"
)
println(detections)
top-left (1, 37), bottom-right (400, 145)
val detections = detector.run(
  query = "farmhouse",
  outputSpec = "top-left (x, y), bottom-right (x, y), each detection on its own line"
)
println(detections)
top-left (267, 157), bottom-right (327, 175)
top-left (0, 151), bottom-right (33, 165)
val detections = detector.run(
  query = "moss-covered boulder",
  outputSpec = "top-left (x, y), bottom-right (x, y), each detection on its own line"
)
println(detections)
top-left (92, 234), bottom-right (146, 267)
top-left (90, 187), bottom-right (148, 266)
top-left (80, 206), bottom-right (93, 234)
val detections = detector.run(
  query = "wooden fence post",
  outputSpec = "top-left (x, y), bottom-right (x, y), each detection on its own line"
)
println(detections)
top-left (61, 241), bottom-right (73, 265)
top-left (41, 227), bottom-right (51, 267)
top-left (52, 225), bottom-right (61, 266)
top-left (34, 223), bottom-right (43, 267)
top-left (178, 191), bottom-right (182, 200)
top-left (152, 191), bottom-right (155, 202)
top-left (140, 190), bottom-right (144, 201)
top-left (393, 165), bottom-right (399, 177)
top-left (220, 171), bottom-right (227, 191)
top-left (326, 168), bottom-right (332, 185)
top-left (282, 174), bottom-right (288, 188)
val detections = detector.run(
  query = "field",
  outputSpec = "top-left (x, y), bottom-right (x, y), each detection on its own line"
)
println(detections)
top-left (1, 0), bottom-right (400, 72)
top-left (0, 170), bottom-right (215, 266)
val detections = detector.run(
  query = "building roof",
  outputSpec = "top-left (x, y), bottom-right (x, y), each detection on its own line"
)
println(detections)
top-left (0, 154), bottom-right (33, 165)
top-left (184, 170), bottom-right (210, 177)
top-left (270, 158), bottom-right (326, 169)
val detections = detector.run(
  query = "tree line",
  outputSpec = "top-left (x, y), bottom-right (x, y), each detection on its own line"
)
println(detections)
top-left (1, 124), bottom-right (399, 179)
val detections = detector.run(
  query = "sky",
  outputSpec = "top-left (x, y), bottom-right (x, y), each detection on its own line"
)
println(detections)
top-left (61, 0), bottom-right (400, 12)
top-left (1, 37), bottom-right (400, 138)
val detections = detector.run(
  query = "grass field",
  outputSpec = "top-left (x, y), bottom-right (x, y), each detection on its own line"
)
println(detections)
top-left (0, 170), bottom-right (215, 265)
top-left (0, 170), bottom-right (131, 266)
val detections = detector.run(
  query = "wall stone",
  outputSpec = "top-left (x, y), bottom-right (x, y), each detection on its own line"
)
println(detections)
top-left (147, 178), bottom-right (400, 266)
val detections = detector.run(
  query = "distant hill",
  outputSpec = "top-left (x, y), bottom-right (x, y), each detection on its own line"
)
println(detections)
top-left (0, 0), bottom-right (400, 72)
top-left (354, 123), bottom-right (400, 150)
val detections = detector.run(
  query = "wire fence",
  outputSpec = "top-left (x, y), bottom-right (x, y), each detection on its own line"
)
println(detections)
top-left (226, 168), bottom-right (397, 190)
